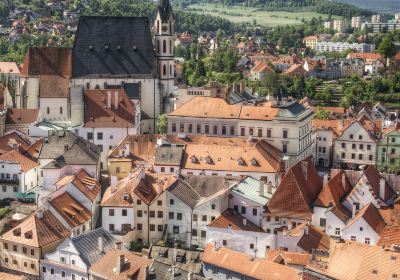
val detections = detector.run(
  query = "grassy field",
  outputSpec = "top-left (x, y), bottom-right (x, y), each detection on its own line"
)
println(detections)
top-left (186, 3), bottom-right (338, 27)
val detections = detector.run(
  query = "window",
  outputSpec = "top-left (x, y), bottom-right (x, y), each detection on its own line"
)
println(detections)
top-left (359, 135), bottom-right (362, 140)
top-left (122, 209), bottom-right (127, 216)
top-left (109, 224), bottom-right (115, 231)
top-left (109, 209), bottom-right (114, 216)
top-left (233, 205), bottom-right (238, 212)
top-left (97, 132), bottom-right (103, 140)
top-left (230, 126), bottom-right (235, 135)
top-left (173, 226), bottom-right (179, 234)
top-left (188, 124), bottom-right (192, 133)
top-left (222, 126), bottom-right (226, 135)
top-left (42, 266), bottom-right (46, 273)
top-left (60, 107), bottom-right (63, 115)
top-left (202, 215), bottom-right (207, 221)
top-left (149, 224), bottom-right (155, 231)
top-left (320, 218), bottom-right (326, 227)
top-left (392, 137), bottom-right (396, 143)
top-left (137, 223), bottom-right (143, 230)
top-left (192, 229), bottom-right (197, 236)
top-left (351, 236), bottom-right (356, 241)
top-left (341, 152), bottom-right (346, 159)
top-left (358, 154), bottom-right (363, 160)
top-left (22, 247), bottom-right (27, 254)
top-left (24, 262), bottom-right (27, 267)
top-left (213, 125), bottom-right (218, 134)
top-left (352, 144), bottom-right (356, 149)
top-left (180, 123), bottom-right (184, 132)
top-left (137, 210), bottom-right (142, 217)
top-left (351, 153), bottom-right (355, 159)
top-left (240, 127), bottom-right (245, 136)
top-left (163, 64), bottom-right (167, 76)
top-left (335, 228), bottom-right (340, 235)
top-left (223, 240), bottom-right (227, 246)
top-left (283, 130), bottom-right (288, 138)
top-left (267, 129), bottom-right (271, 138)
top-left (13, 245), bottom-right (17, 252)
top-left (349, 134), bottom-right (353, 139)
top-left (275, 216), bottom-right (279, 222)
top-left (369, 155), bottom-right (373, 161)
top-left (3, 243), bottom-right (7, 250)
top-left (359, 144), bottom-right (364, 150)
top-left (252, 208), bottom-right (257, 216)
top-left (249, 128), bottom-right (253, 135)
top-left (51, 268), bottom-right (54, 275)
top-left (157, 211), bottom-right (163, 218)
top-left (212, 266), bottom-right (219, 274)
top-left (169, 212), bottom-right (174, 219)
top-left (163, 40), bottom-right (166, 53)
top-left (169, 199), bottom-right (174, 205)
top-left (161, 167), bottom-right (165, 172)
top-left (193, 214), bottom-right (198, 221)
top-left (250, 244), bottom-right (254, 249)
top-left (282, 144), bottom-right (287, 153)
top-left (172, 123), bottom-right (176, 132)
top-left (31, 263), bottom-right (35, 269)
top-left (13, 186), bottom-right (17, 192)
top-left (227, 271), bottom-right (232, 279)
top-left (137, 200), bottom-right (142, 205)
top-left (4, 258), bottom-right (8, 263)
top-left (87, 132), bottom-right (93, 140)
top-left (365, 238), bottom-right (370, 244)
top-left (205, 125), bottom-right (209, 134)
top-left (47, 107), bottom-right (50, 114)
top-left (197, 124), bottom-right (201, 133)
top-left (72, 275), bottom-right (75, 280)
top-left (211, 204), bottom-right (216, 210)
top-left (360, 227), bottom-right (363, 231)
top-left (158, 225), bottom-right (163, 232)
top-left (258, 129), bottom-right (262, 137)
top-left (177, 213), bottom-right (182, 220)
top-left (149, 211), bottom-right (155, 218)
top-left (341, 143), bottom-right (346, 148)
top-left (62, 271), bottom-right (65, 277)
top-left (201, 230), bottom-right (206, 238)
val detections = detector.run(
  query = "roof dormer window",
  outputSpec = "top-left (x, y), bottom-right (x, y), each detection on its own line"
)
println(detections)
top-left (238, 158), bottom-right (244, 165)
top-left (190, 155), bottom-right (197, 163)
top-left (250, 159), bottom-right (257, 166)
top-left (205, 156), bottom-right (212, 164)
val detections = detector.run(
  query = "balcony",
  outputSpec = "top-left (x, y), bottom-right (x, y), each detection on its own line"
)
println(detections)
top-left (0, 178), bottom-right (19, 185)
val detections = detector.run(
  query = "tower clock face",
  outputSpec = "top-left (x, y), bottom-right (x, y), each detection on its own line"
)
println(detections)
top-left (162, 25), bottom-right (168, 32)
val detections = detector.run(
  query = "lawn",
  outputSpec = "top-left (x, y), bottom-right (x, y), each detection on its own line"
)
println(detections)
top-left (186, 3), bottom-right (338, 27)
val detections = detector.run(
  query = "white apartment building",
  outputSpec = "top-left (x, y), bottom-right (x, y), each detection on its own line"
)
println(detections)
top-left (168, 97), bottom-right (314, 165)
top-left (351, 16), bottom-right (364, 29)
top-left (315, 42), bottom-right (375, 53)
top-left (333, 19), bottom-right (349, 32)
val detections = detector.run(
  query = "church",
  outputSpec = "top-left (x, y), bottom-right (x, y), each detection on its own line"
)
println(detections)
top-left (16, 0), bottom-right (175, 134)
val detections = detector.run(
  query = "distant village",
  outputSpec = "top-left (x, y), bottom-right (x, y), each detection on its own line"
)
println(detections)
top-left (0, 1), bottom-right (398, 280)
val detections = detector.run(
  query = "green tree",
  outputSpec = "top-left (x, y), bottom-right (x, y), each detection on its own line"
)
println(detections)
top-left (156, 114), bottom-right (168, 134)
top-left (313, 108), bottom-right (330, 120)
top-left (378, 34), bottom-right (396, 58)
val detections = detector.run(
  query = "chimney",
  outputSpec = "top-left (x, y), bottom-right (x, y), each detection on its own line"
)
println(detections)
top-left (188, 272), bottom-right (193, 280)
top-left (323, 173), bottom-right (329, 186)
top-left (114, 91), bottom-right (119, 110)
top-left (115, 254), bottom-right (124, 274)
top-left (98, 236), bottom-right (103, 252)
top-left (114, 241), bottom-right (122, 250)
top-left (341, 172), bottom-right (347, 191)
top-left (352, 203), bottom-right (356, 218)
top-left (243, 218), bottom-right (247, 227)
top-left (379, 178), bottom-right (385, 200)
top-left (107, 91), bottom-right (112, 109)
top-left (304, 224), bottom-right (309, 236)
top-left (267, 181), bottom-right (273, 194)
top-left (259, 180), bottom-right (265, 197)
top-left (36, 210), bottom-right (43, 219)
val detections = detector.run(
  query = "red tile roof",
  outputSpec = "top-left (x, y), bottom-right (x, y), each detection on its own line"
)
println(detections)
top-left (296, 224), bottom-right (331, 253)
top-left (208, 210), bottom-right (264, 232)
top-left (0, 131), bottom-right (30, 154)
top-left (0, 62), bottom-right (20, 74)
top-left (50, 192), bottom-right (92, 227)
top-left (202, 244), bottom-right (299, 280)
top-left (378, 226), bottom-right (400, 247)
top-left (362, 165), bottom-right (395, 202)
top-left (0, 149), bottom-right (39, 172)
top-left (267, 158), bottom-right (323, 220)
top-left (84, 89), bottom-right (135, 128)
top-left (266, 250), bottom-right (311, 266)
top-left (343, 203), bottom-right (385, 235)
top-left (347, 52), bottom-right (384, 61)
top-left (6, 108), bottom-right (40, 125)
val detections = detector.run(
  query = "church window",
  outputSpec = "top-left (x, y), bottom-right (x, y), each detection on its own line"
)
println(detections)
top-left (163, 64), bottom-right (167, 76)
top-left (157, 41), bottom-right (160, 53)
top-left (163, 40), bottom-right (167, 53)
top-left (170, 65), bottom-right (172, 75)
top-left (170, 40), bottom-right (172, 54)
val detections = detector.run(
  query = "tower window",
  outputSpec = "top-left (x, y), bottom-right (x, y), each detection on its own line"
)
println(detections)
top-left (157, 41), bottom-right (160, 53)
top-left (163, 65), bottom-right (167, 76)
top-left (163, 40), bottom-right (166, 53)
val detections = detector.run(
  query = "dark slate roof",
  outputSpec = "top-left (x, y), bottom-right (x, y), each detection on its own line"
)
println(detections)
top-left (72, 228), bottom-right (118, 267)
top-left (72, 16), bottom-right (157, 78)
top-left (39, 130), bottom-right (100, 167)
top-left (154, 144), bottom-right (184, 166)
top-left (148, 260), bottom-right (206, 280)
top-left (123, 83), bottom-right (140, 99)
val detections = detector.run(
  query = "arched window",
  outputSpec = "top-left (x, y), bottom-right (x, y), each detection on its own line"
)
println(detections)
top-left (163, 64), bottom-right (167, 76)
top-left (170, 40), bottom-right (172, 55)
top-left (157, 21), bottom-right (160, 33)
top-left (170, 65), bottom-right (172, 76)
top-left (157, 41), bottom-right (160, 53)
top-left (163, 40), bottom-right (166, 53)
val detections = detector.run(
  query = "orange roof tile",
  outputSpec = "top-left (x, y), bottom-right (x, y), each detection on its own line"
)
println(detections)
top-left (39, 75), bottom-right (69, 98)
top-left (267, 158), bottom-right (322, 220)
top-left (55, 169), bottom-right (100, 202)
top-left (252, 61), bottom-right (273, 73)
top-left (343, 203), bottom-right (385, 235)
top-left (208, 210), bottom-right (264, 232)
top-left (266, 250), bottom-right (311, 266)
top-left (0, 62), bottom-right (20, 74)
top-left (84, 89), bottom-right (135, 128)
top-left (0, 149), bottom-right (39, 172)
top-left (378, 226), bottom-right (400, 247)
top-left (347, 52), bottom-right (384, 61)
top-left (239, 102), bottom-right (279, 121)
top-left (202, 244), bottom-right (299, 280)
top-left (50, 192), bottom-right (91, 227)
top-left (362, 165), bottom-right (395, 202)
top-left (6, 108), bottom-right (39, 125)
top-left (1, 210), bottom-right (70, 247)
top-left (379, 203), bottom-right (400, 227)
top-left (0, 132), bottom-right (30, 154)
top-left (312, 119), bottom-right (343, 137)
top-left (24, 138), bottom-right (43, 160)
top-left (297, 224), bottom-right (331, 253)
top-left (90, 250), bottom-right (151, 280)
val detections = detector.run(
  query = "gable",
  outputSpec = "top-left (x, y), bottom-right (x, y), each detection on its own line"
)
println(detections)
top-left (338, 122), bottom-right (375, 142)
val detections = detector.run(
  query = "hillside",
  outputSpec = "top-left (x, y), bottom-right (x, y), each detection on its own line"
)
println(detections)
top-left (335, 0), bottom-right (399, 13)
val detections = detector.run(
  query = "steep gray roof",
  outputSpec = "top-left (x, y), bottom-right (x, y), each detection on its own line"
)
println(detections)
top-left (154, 144), bottom-right (184, 166)
top-left (72, 16), bottom-right (157, 78)
top-left (39, 130), bottom-right (100, 167)
top-left (72, 228), bottom-right (118, 267)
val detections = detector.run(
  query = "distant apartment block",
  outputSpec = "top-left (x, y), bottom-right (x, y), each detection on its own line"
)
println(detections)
top-left (333, 19), bottom-right (349, 32)
top-left (351, 16), bottom-right (365, 29)
top-left (316, 42), bottom-right (375, 53)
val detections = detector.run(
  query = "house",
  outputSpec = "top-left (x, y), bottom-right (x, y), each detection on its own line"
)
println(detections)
top-left (76, 88), bottom-right (139, 170)
top-left (347, 52), bottom-right (384, 61)
top-left (341, 203), bottom-right (385, 245)
top-left (6, 108), bottom-right (42, 137)
top-left (265, 250), bottom-right (311, 272)
top-left (206, 210), bottom-right (274, 258)
top-left (89, 250), bottom-right (151, 280)
top-left (166, 175), bottom-right (231, 248)
top-left (168, 97), bottom-right (315, 165)
top-left (312, 119), bottom-right (342, 167)
top-left (303, 36), bottom-right (319, 50)
top-left (153, 143), bottom-right (184, 175)
top-left (38, 130), bottom-right (101, 189)
top-left (201, 244), bottom-right (299, 280)
top-left (175, 31), bottom-right (193, 47)
top-left (286, 63), bottom-right (307, 77)
top-left (365, 59), bottom-right (385, 75)
top-left (0, 149), bottom-right (39, 201)
top-left (0, 210), bottom-right (70, 278)
top-left (250, 61), bottom-right (273, 81)
top-left (264, 158), bottom-right (323, 233)
top-left (40, 228), bottom-right (120, 280)
top-left (333, 116), bottom-right (380, 170)
top-left (339, 59), bottom-right (364, 77)
top-left (101, 168), bottom-right (177, 244)
top-left (378, 122), bottom-right (400, 172)
top-left (303, 242), bottom-right (400, 280)
top-left (230, 176), bottom-right (273, 228)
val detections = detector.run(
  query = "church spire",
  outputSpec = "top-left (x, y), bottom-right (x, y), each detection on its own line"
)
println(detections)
top-left (158, 0), bottom-right (172, 22)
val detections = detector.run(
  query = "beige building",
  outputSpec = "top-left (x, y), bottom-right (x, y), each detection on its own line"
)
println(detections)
top-left (351, 16), bottom-right (364, 29)
top-left (303, 36), bottom-right (319, 50)
top-left (168, 96), bottom-right (314, 165)
top-left (0, 210), bottom-right (70, 279)
top-left (333, 19), bottom-right (349, 32)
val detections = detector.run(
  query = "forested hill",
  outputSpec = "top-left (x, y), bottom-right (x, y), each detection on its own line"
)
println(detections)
top-left (175, 0), bottom-right (374, 18)
top-left (336, 0), bottom-right (399, 13)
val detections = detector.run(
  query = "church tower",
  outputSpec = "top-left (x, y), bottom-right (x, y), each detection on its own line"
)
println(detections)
top-left (154, 0), bottom-right (175, 112)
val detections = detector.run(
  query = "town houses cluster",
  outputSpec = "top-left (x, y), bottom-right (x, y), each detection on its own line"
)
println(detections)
top-left (0, 1), bottom-right (398, 280)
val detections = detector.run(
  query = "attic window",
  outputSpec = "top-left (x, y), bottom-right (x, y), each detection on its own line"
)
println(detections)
top-left (205, 156), bottom-right (212, 164)
top-left (122, 193), bottom-right (129, 201)
top-left (13, 228), bottom-right (21, 237)
top-left (190, 156), bottom-right (197, 163)
top-left (24, 230), bottom-right (32, 239)
top-left (372, 270), bottom-right (378, 275)
top-left (237, 158), bottom-right (244, 165)
top-left (251, 159), bottom-right (257, 166)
